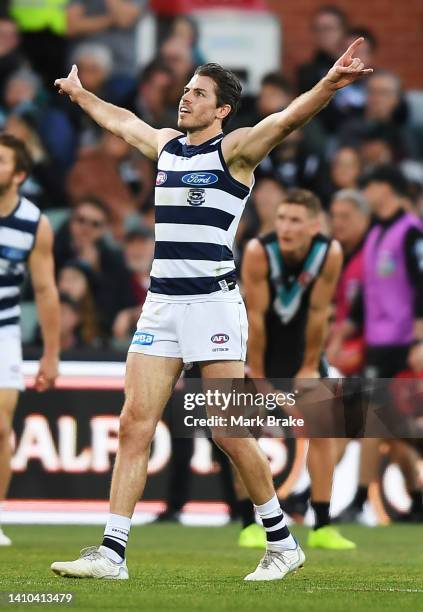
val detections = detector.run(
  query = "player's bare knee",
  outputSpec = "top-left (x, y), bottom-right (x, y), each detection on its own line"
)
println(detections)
top-left (212, 436), bottom-right (243, 460)
top-left (119, 404), bottom-right (156, 449)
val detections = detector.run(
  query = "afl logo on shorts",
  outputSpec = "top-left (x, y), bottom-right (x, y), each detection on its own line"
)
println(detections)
top-left (187, 188), bottom-right (205, 206)
top-left (156, 171), bottom-right (167, 185)
top-left (211, 333), bottom-right (229, 344)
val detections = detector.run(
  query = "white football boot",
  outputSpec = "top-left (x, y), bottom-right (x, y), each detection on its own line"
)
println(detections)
top-left (244, 542), bottom-right (305, 581)
top-left (51, 546), bottom-right (128, 579)
top-left (0, 528), bottom-right (12, 546)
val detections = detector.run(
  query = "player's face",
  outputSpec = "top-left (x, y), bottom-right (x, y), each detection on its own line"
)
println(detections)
top-left (276, 203), bottom-right (319, 255)
top-left (330, 199), bottom-right (366, 246)
top-left (178, 74), bottom-right (229, 132)
top-left (0, 144), bottom-right (23, 196)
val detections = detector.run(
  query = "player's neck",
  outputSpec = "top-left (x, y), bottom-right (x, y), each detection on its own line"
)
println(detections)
top-left (186, 125), bottom-right (223, 146)
top-left (0, 188), bottom-right (19, 217)
top-left (280, 240), bottom-right (312, 264)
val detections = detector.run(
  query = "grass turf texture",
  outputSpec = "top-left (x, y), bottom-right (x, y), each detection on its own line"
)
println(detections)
top-left (2, 524), bottom-right (423, 612)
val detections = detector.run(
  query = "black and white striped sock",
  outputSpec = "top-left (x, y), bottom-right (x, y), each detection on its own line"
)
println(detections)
top-left (255, 494), bottom-right (296, 551)
top-left (100, 514), bottom-right (131, 563)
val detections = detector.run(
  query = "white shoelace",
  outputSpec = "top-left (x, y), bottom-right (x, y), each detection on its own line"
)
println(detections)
top-left (80, 546), bottom-right (103, 561)
top-left (259, 549), bottom-right (293, 570)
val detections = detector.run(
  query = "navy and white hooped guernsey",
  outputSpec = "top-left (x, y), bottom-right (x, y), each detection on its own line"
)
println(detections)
top-left (0, 197), bottom-right (41, 330)
top-left (150, 132), bottom-right (253, 300)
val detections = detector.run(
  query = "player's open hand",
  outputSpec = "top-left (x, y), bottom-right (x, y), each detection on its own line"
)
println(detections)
top-left (35, 355), bottom-right (59, 392)
top-left (54, 64), bottom-right (83, 100)
top-left (325, 37), bottom-right (373, 90)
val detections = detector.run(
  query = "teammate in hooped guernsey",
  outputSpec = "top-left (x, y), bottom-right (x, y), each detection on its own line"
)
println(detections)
top-left (53, 38), bottom-right (372, 581)
top-left (0, 134), bottom-right (60, 546)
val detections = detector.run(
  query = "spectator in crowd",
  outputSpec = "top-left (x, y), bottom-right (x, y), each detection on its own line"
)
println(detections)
top-left (327, 189), bottom-right (370, 375)
top-left (170, 14), bottom-right (206, 66)
top-left (159, 36), bottom-right (196, 111)
top-left (232, 72), bottom-right (292, 130)
top-left (9, 0), bottom-right (67, 88)
top-left (0, 15), bottom-right (24, 106)
top-left (123, 227), bottom-right (154, 306)
top-left (4, 113), bottom-right (68, 208)
top-left (57, 293), bottom-right (84, 351)
top-left (54, 197), bottom-right (138, 337)
top-left (338, 70), bottom-right (419, 161)
top-left (324, 146), bottom-right (362, 201)
top-left (257, 128), bottom-right (328, 204)
top-left (66, 129), bottom-right (154, 238)
top-left (297, 5), bottom-right (349, 134)
top-left (57, 259), bottom-right (102, 346)
top-left (234, 71), bottom-right (325, 152)
top-left (256, 73), bottom-right (292, 119)
top-left (72, 43), bottom-right (114, 97)
top-left (131, 60), bottom-right (177, 129)
top-left (62, 43), bottom-right (131, 151)
top-left (66, 0), bottom-right (145, 77)
top-left (238, 175), bottom-right (286, 255)
top-left (335, 27), bottom-right (378, 118)
top-left (331, 167), bottom-right (423, 524)
top-left (332, 165), bottom-right (423, 376)
top-left (358, 125), bottom-right (396, 171)
top-left (1, 67), bottom-right (75, 174)
top-left (113, 227), bottom-right (154, 340)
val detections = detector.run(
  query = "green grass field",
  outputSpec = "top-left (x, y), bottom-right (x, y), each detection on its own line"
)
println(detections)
top-left (2, 523), bottom-right (423, 612)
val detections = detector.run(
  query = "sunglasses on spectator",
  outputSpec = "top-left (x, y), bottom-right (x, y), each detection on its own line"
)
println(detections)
top-left (73, 215), bottom-right (105, 229)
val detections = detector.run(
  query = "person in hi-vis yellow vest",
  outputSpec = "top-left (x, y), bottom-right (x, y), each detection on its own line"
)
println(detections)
top-left (9, 0), bottom-right (68, 86)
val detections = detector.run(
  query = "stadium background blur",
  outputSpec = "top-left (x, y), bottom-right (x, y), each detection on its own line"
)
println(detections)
top-left (1, 0), bottom-right (423, 524)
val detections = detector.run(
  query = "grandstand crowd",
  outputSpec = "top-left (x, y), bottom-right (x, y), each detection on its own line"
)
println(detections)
top-left (1, 1), bottom-right (423, 361)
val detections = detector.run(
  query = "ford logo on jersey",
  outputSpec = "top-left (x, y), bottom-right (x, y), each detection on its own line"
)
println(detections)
top-left (182, 172), bottom-right (218, 185)
top-left (211, 333), bottom-right (229, 344)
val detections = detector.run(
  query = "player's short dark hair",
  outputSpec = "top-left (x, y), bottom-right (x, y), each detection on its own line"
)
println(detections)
top-left (359, 164), bottom-right (409, 197)
top-left (280, 188), bottom-right (322, 217)
top-left (260, 72), bottom-right (292, 96)
top-left (194, 63), bottom-right (242, 128)
top-left (73, 196), bottom-right (110, 220)
top-left (0, 132), bottom-right (32, 176)
top-left (315, 5), bottom-right (348, 29)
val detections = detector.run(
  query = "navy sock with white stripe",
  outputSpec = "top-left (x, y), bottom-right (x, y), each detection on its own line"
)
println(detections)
top-left (100, 514), bottom-right (131, 563)
top-left (255, 495), bottom-right (296, 551)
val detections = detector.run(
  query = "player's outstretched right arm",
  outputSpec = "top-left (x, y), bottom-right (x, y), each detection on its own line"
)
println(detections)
top-left (54, 65), bottom-right (180, 161)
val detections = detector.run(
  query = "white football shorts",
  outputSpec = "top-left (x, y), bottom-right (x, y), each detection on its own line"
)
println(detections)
top-left (129, 294), bottom-right (248, 364)
top-left (0, 326), bottom-right (24, 391)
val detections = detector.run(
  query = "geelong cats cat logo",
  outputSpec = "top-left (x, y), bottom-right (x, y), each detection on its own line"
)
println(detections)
top-left (187, 188), bottom-right (205, 206)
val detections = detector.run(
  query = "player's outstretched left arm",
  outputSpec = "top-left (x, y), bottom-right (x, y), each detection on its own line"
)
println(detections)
top-left (225, 38), bottom-right (373, 172)
top-left (296, 241), bottom-right (343, 379)
top-left (29, 216), bottom-right (60, 391)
